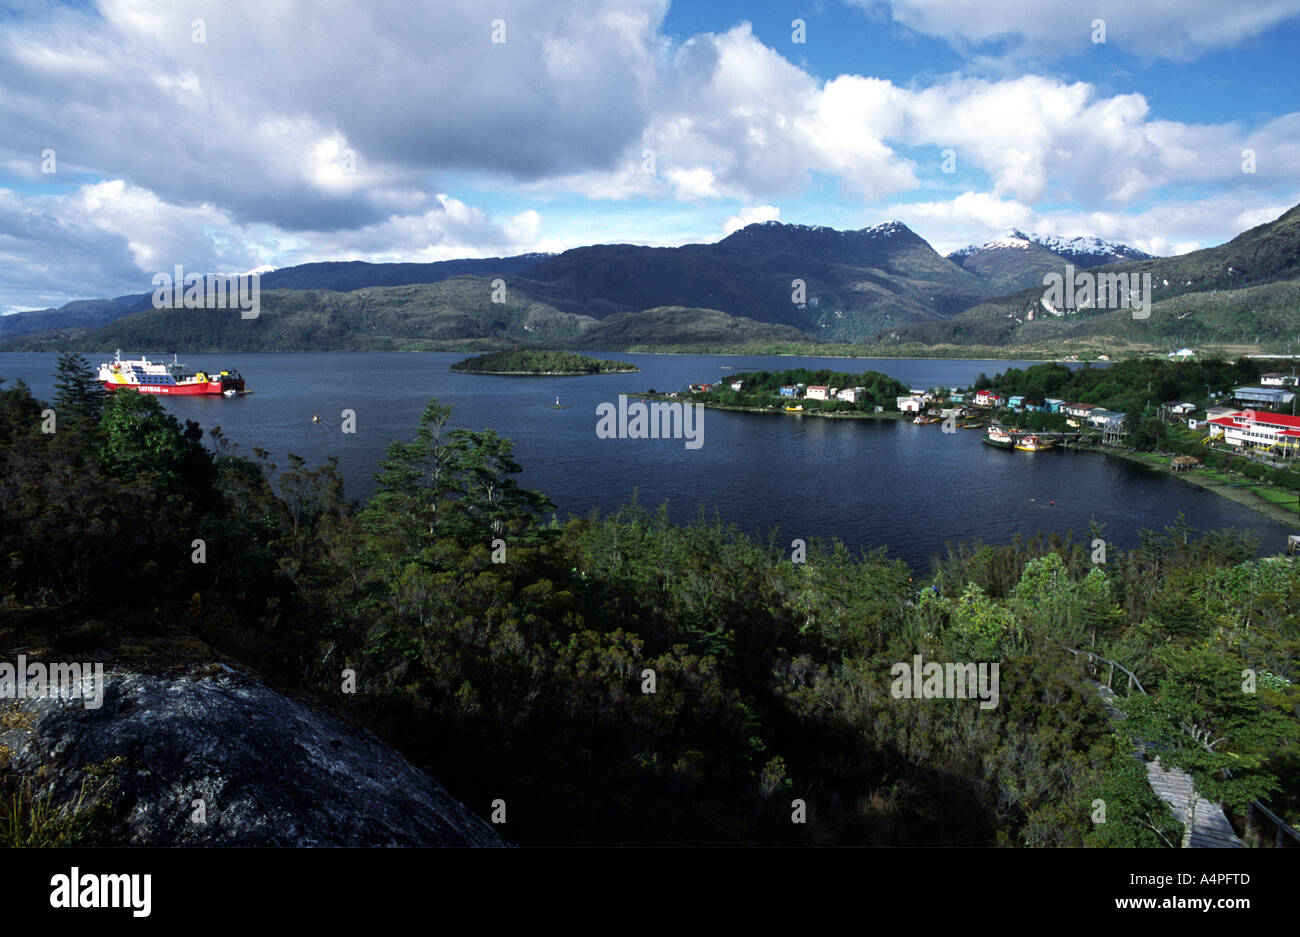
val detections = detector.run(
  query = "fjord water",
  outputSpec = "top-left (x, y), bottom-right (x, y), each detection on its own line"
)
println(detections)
top-left (3, 351), bottom-right (1292, 570)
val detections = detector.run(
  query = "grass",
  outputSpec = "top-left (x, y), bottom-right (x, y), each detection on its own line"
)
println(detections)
top-left (1254, 487), bottom-right (1300, 511)
top-left (0, 756), bottom-right (125, 847)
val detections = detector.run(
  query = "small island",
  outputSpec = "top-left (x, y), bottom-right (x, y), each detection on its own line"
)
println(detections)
top-left (450, 350), bottom-right (640, 375)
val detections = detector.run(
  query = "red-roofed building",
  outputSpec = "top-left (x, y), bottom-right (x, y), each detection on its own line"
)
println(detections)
top-left (1208, 409), bottom-right (1300, 454)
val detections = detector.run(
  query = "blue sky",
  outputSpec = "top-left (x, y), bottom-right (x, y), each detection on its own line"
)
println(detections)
top-left (1, 0), bottom-right (1299, 312)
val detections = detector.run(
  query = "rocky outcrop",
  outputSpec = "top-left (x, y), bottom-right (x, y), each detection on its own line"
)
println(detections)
top-left (0, 665), bottom-right (504, 846)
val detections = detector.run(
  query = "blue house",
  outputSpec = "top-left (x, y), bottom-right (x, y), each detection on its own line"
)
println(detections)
top-left (949, 391), bottom-right (966, 403)
top-left (1023, 397), bottom-right (1047, 413)
top-left (1008, 395), bottom-right (1025, 411)
top-left (778, 385), bottom-right (798, 398)
top-left (1045, 398), bottom-right (1066, 413)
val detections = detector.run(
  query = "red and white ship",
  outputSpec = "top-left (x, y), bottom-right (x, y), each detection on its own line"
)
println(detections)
top-left (98, 350), bottom-right (246, 396)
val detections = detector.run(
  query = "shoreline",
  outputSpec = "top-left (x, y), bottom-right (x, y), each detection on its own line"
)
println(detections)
top-left (631, 394), bottom-right (911, 420)
top-left (640, 393), bottom-right (1298, 529)
top-left (451, 368), bottom-right (640, 376)
top-left (1074, 443), bottom-right (1298, 528)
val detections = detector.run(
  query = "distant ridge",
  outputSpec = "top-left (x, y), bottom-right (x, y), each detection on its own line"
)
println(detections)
top-left (949, 229), bottom-right (1154, 266)
top-left (7, 204), bottom-right (1300, 353)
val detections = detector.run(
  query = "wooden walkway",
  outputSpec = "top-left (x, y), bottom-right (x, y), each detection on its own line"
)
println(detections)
top-left (1091, 676), bottom-right (1245, 848)
top-left (1145, 760), bottom-right (1245, 848)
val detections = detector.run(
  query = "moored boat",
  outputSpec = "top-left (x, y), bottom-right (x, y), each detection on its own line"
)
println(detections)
top-left (98, 350), bottom-right (245, 396)
top-left (982, 427), bottom-right (1014, 448)
top-left (1015, 434), bottom-right (1056, 452)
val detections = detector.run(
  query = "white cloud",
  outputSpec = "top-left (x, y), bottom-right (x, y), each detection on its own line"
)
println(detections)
top-left (0, 182), bottom-right (562, 308)
top-left (722, 204), bottom-right (780, 235)
top-left (858, 0), bottom-right (1300, 60)
top-left (2, 1), bottom-right (1299, 310)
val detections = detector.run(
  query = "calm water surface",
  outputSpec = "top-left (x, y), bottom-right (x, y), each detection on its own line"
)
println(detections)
top-left (2, 351), bottom-right (1291, 570)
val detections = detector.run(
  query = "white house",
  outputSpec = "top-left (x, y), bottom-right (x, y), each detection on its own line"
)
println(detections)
top-left (1088, 408), bottom-right (1124, 428)
top-left (1169, 348), bottom-right (1195, 360)
top-left (1261, 372), bottom-right (1298, 387)
top-left (805, 385), bottom-right (830, 401)
top-left (1208, 410), bottom-right (1300, 453)
top-left (897, 396), bottom-right (923, 413)
top-left (837, 386), bottom-right (864, 403)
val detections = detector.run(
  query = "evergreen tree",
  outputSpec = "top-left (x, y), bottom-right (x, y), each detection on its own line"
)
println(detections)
top-left (52, 352), bottom-right (105, 422)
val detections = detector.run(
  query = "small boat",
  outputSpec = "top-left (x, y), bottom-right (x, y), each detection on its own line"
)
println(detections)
top-left (550, 395), bottom-right (571, 410)
top-left (223, 388), bottom-right (240, 398)
top-left (784, 405), bottom-right (804, 412)
top-left (1015, 434), bottom-right (1056, 452)
top-left (311, 414), bottom-right (321, 424)
top-left (982, 427), bottom-right (1014, 449)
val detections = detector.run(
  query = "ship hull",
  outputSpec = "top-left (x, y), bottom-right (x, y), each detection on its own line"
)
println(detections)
top-left (982, 436), bottom-right (1014, 448)
top-left (102, 380), bottom-right (236, 396)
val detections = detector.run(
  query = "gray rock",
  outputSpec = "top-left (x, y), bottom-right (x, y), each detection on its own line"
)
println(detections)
top-left (1, 666), bottom-right (504, 847)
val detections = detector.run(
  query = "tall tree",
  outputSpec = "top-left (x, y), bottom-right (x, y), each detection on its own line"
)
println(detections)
top-left (363, 398), bottom-right (553, 551)
top-left (52, 352), bottom-right (105, 422)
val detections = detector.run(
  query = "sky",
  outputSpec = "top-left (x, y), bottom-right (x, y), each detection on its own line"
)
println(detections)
top-left (2, 0), bottom-right (1299, 313)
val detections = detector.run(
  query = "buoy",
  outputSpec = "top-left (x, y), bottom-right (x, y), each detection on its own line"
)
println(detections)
top-left (1050, 500), bottom-right (1055, 506)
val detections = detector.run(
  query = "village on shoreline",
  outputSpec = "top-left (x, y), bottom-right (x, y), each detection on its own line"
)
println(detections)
top-left (636, 358), bottom-right (1300, 529)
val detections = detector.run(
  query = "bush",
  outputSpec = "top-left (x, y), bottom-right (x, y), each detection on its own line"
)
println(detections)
top-left (1267, 467), bottom-right (1300, 489)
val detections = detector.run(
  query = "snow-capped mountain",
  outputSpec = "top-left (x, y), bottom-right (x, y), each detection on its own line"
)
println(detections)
top-left (946, 229), bottom-right (1156, 294)
top-left (950, 229), bottom-right (1154, 265)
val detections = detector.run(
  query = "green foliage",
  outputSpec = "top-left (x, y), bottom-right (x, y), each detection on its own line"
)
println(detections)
top-left (97, 389), bottom-right (213, 498)
top-left (450, 349), bottom-right (637, 374)
top-left (704, 367), bottom-right (909, 412)
top-left (51, 352), bottom-right (104, 423)
top-left (1123, 646), bottom-right (1297, 812)
top-left (1083, 734), bottom-right (1184, 847)
top-left (976, 357), bottom-right (1259, 413)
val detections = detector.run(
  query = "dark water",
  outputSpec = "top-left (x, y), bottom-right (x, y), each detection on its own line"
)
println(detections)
top-left (2, 351), bottom-right (1292, 570)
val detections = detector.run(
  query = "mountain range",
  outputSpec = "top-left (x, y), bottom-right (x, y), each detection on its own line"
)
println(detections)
top-left (883, 202), bottom-right (1300, 352)
top-left (3, 203), bottom-right (1299, 354)
top-left (946, 230), bottom-right (1154, 295)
